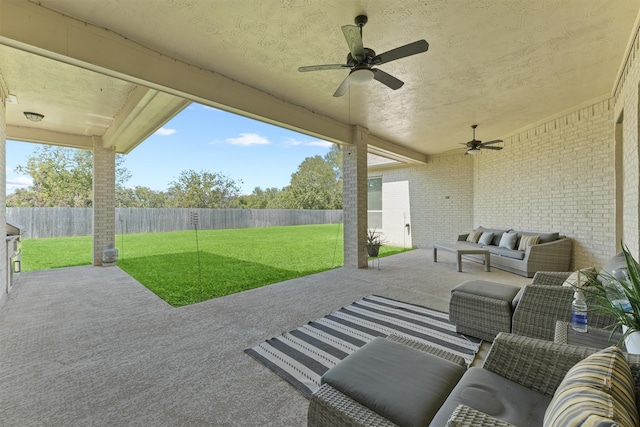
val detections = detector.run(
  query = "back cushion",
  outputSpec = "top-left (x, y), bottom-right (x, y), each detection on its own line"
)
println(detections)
top-left (543, 346), bottom-right (639, 427)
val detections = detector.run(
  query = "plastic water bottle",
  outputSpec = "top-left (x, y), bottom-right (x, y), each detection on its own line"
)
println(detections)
top-left (604, 280), bottom-right (632, 312)
top-left (571, 289), bottom-right (588, 332)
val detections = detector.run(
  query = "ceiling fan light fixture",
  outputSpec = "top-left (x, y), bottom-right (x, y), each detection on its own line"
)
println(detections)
top-left (349, 68), bottom-right (374, 85)
top-left (24, 112), bottom-right (44, 122)
top-left (467, 148), bottom-right (480, 155)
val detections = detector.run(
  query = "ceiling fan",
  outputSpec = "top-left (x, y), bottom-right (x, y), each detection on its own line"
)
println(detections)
top-left (298, 15), bottom-right (429, 97)
top-left (462, 125), bottom-right (503, 155)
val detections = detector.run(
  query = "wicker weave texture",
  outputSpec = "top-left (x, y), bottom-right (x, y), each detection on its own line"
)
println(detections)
top-left (484, 333), bottom-right (602, 396)
top-left (446, 404), bottom-right (516, 427)
top-left (387, 333), bottom-right (467, 368)
top-left (512, 274), bottom-right (616, 340)
top-left (308, 384), bottom-right (398, 427)
top-left (531, 271), bottom-right (572, 286)
top-left (524, 237), bottom-right (573, 273)
top-left (449, 292), bottom-right (513, 342)
top-left (511, 285), bottom-right (574, 340)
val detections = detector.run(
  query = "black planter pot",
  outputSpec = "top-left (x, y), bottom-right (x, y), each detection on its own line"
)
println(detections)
top-left (367, 243), bottom-right (380, 257)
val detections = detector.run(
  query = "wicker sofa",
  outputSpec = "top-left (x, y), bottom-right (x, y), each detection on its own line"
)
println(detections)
top-left (308, 333), bottom-right (640, 426)
top-left (456, 227), bottom-right (572, 277)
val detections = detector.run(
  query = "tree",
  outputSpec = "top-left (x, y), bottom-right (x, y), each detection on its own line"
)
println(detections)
top-left (9, 146), bottom-right (131, 207)
top-left (284, 144), bottom-right (343, 210)
top-left (166, 169), bottom-right (242, 208)
top-left (117, 186), bottom-right (168, 208)
top-left (235, 187), bottom-right (284, 209)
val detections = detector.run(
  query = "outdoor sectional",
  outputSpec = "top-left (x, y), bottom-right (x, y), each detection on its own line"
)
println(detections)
top-left (456, 226), bottom-right (572, 277)
top-left (308, 333), bottom-right (640, 426)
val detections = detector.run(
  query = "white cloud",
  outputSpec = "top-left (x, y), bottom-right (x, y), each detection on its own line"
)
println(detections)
top-left (305, 140), bottom-right (333, 148)
top-left (226, 133), bottom-right (270, 146)
top-left (155, 127), bottom-right (177, 136)
top-left (283, 138), bottom-right (304, 147)
top-left (6, 176), bottom-right (32, 193)
top-left (282, 138), bottom-right (333, 148)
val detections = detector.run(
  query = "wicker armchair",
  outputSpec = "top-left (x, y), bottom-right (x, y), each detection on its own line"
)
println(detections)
top-left (446, 332), bottom-right (640, 426)
top-left (511, 271), bottom-right (615, 341)
top-left (308, 333), bottom-right (640, 427)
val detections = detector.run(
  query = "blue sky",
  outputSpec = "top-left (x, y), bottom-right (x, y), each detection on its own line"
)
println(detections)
top-left (6, 103), bottom-right (334, 195)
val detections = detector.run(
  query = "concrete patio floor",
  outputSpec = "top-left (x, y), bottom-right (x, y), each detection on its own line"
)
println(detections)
top-left (0, 248), bottom-right (530, 426)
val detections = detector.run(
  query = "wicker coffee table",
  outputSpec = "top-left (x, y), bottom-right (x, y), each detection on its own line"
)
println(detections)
top-left (433, 243), bottom-right (491, 272)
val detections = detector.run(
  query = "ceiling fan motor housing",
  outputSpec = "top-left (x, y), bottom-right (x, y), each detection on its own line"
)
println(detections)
top-left (355, 15), bottom-right (368, 27)
top-left (347, 48), bottom-right (376, 66)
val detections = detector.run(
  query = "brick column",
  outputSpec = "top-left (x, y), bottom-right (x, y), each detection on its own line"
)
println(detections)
top-left (92, 137), bottom-right (116, 266)
top-left (343, 125), bottom-right (368, 268)
top-left (0, 87), bottom-right (7, 292)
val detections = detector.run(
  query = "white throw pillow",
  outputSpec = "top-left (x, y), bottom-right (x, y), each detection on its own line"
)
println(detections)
top-left (499, 232), bottom-right (518, 250)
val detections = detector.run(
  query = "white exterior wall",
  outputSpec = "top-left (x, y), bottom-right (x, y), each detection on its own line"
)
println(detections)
top-left (379, 172), bottom-right (412, 248)
top-left (370, 153), bottom-right (474, 248)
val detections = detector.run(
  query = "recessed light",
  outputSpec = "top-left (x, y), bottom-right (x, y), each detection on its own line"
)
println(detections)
top-left (24, 112), bottom-right (44, 122)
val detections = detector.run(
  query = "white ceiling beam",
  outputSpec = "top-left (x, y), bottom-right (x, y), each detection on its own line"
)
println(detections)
top-left (6, 125), bottom-right (93, 149)
top-left (102, 86), bottom-right (190, 154)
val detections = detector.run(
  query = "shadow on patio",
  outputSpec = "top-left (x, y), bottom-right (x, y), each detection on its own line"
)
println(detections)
top-left (0, 248), bottom-right (530, 426)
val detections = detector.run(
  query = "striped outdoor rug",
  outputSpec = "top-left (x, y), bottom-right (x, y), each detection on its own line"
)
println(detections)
top-left (245, 295), bottom-right (481, 398)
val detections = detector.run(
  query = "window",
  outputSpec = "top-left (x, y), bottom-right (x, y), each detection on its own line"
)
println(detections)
top-left (368, 177), bottom-right (382, 229)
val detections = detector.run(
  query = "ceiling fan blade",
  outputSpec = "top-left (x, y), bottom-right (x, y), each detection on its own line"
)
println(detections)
top-left (480, 139), bottom-right (503, 145)
top-left (372, 69), bottom-right (404, 90)
top-left (481, 146), bottom-right (503, 150)
top-left (372, 40), bottom-right (429, 65)
top-left (298, 64), bottom-right (350, 72)
top-left (341, 25), bottom-right (366, 61)
top-left (333, 75), bottom-right (350, 97)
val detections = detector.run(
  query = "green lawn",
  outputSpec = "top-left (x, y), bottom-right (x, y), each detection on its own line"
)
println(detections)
top-left (21, 224), bottom-right (412, 306)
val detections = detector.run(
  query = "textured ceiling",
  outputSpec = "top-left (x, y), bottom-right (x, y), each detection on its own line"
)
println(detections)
top-left (0, 45), bottom-right (136, 137)
top-left (2, 0), bottom-right (639, 157)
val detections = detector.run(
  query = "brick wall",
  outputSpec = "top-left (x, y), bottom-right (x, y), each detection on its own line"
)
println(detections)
top-left (372, 99), bottom-right (616, 270)
top-left (474, 100), bottom-right (615, 269)
top-left (613, 24), bottom-right (640, 257)
top-left (0, 89), bottom-right (7, 294)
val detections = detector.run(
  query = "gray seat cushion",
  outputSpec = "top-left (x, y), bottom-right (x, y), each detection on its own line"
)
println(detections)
top-left (429, 367), bottom-right (552, 427)
top-left (487, 246), bottom-right (526, 260)
top-left (452, 280), bottom-right (521, 302)
top-left (322, 337), bottom-right (465, 427)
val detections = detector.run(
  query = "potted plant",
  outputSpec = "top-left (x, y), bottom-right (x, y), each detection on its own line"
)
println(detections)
top-left (366, 228), bottom-right (384, 257)
top-left (585, 244), bottom-right (640, 353)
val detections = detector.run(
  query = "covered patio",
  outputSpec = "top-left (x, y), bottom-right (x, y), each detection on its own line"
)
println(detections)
top-left (0, 249), bottom-right (529, 426)
top-left (2, 1), bottom-right (640, 424)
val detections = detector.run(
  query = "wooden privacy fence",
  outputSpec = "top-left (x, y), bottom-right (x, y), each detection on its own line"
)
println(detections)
top-left (6, 208), bottom-right (343, 239)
